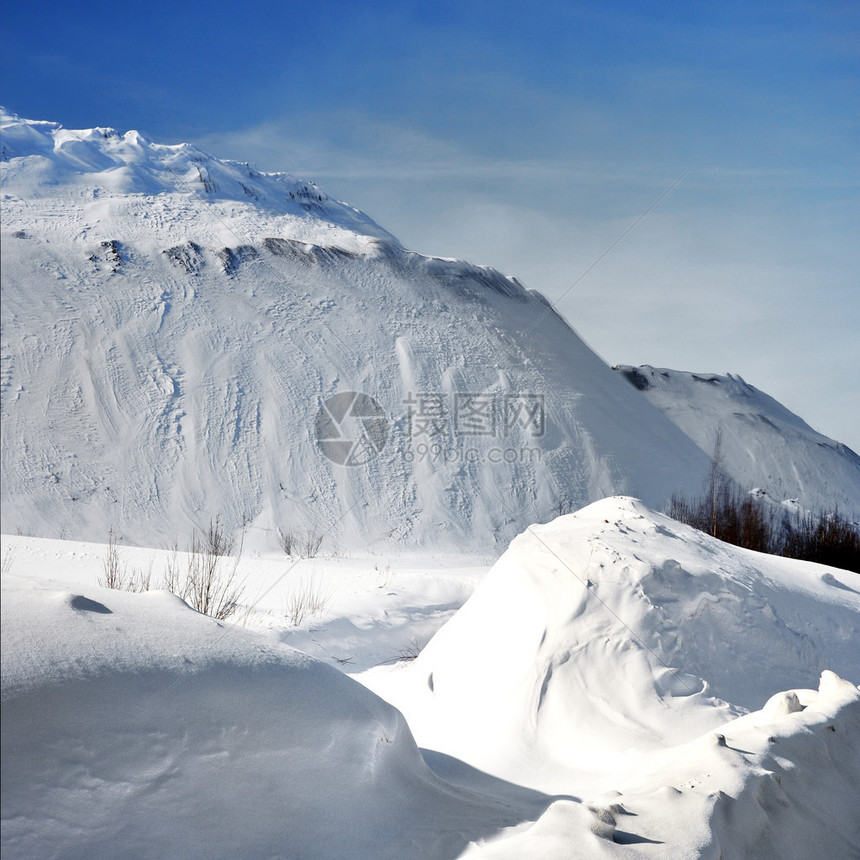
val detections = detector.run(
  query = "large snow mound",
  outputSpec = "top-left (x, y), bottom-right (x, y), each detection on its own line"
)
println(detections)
top-left (0, 110), bottom-right (713, 551)
top-left (361, 497), bottom-right (860, 797)
top-left (615, 365), bottom-right (860, 517)
top-left (0, 572), bottom-right (540, 859)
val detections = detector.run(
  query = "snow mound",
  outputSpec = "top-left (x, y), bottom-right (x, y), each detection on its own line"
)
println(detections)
top-left (3, 506), bottom-right (859, 857)
top-left (0, 573), bottom-right (538, 859)
top-left (615, 365), bottom-right (860, 517)
top-left (462, 670), bottom-right (860, 859)
top-left (362, 497), bottom-right (860, 796)
top-left (0, 108), bottom-right (397, 245)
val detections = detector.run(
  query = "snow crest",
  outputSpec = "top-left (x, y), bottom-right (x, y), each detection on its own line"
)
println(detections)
top-left (362, 498), bottom-right (860, 798)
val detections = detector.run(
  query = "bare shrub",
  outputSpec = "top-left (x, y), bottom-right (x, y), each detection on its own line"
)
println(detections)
top-left (162, 542), bottom-right (185, 598)
top-left (1, 547), bottom-right (14, 577)
top-left (180, 516), bottom-right (246, 620)
top-left (375, 562), bottom-right (394, 588)
top-left (379, 638), bottom-right (425, 665)
top-left (782, 508), bottom-right (860, 572)
top-left (668, 468), bottom-right (859, 573)
top-left (285, 576), bottom-right (330, 626)
top-left (396, 638), bottom-right (423, 661)
top-left (99, 531), bottom-right (154, 592)
top-left (669, 479), bottom-right (783, 555)
top-left (279, 528), bottom-right (323, 558)
top-left (126, 561), bottom-right (153, 592)
top-left (280, 530), bottom-right (296, 557)
top-left (300, 530), bottom-right (324, 558)
top-left (100, 517), bottom-right (248, 618)
top-left (100, 529), bottom-right (122, 589)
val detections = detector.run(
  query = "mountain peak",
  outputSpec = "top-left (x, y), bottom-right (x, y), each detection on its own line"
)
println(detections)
top-left (1, 108), bottom-right (399, 248)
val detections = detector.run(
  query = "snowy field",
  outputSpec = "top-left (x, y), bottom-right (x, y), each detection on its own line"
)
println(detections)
top-left (3, 497), bottom-right (859, 858)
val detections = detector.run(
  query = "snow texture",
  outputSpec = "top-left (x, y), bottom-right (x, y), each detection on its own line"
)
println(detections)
top-left (3, 498), bottom-right (859, 858)
top-left (1, 109), bottom-right (716, 552)
top-left (361, 498), bottom-right (860, 796)
top-left (1, 571), bottom-right (543, 860)
top-left (3, 108), bottom-right (860, 858)
top-left (614, 365), bottom-right (860, 518)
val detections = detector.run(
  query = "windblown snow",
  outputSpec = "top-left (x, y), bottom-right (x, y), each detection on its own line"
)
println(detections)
top-left (1, 574), bottom-right (538, 860)
top-left (360, 498), bottom-right (860, 799)
top-left (2, 498), bottom-right (859, 858)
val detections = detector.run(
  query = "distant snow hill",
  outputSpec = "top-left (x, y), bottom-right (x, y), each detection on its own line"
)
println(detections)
top-left (0, 108), bottom-right (855, 551)
top-left (614, 365), bottom-right (860, 517)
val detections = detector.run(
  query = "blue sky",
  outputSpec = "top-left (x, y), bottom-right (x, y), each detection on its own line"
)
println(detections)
top-left (3, 0), bottom-right (859, 449)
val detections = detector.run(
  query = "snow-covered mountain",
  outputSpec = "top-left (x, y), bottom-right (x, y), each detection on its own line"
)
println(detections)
top-left (0, 110), bottom-right (715, 551)
top-left (614, 365), bottom-right (860, 517)
top-left (3, 109), bottom-right (858, 552)
top-left (4, 107), bottom-right (860, 860)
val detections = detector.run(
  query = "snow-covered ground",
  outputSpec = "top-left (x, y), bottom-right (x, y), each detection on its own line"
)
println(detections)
top-left (3, 109), bottom-right (860, 858)
top-left (3, 498), bottom-right (859, 858)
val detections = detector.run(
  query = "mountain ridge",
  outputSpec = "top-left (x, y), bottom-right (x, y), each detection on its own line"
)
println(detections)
top-left (615, 364), bottom-right (860, 518)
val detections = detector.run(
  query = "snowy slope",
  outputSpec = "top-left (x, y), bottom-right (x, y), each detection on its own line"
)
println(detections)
top-left (1, 570), bottom-right (556, 860)
top-left (461, 672), bottom-right (860, 859)
top-left (615, 365), bottom-right (860, 516)
top-left (0, 109), bottom-right (713, 552)
top-left (361, 497), bottom-right (860, 801)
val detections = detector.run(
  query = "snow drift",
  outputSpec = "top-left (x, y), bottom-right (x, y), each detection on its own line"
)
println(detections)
top-left (461, 670), bottom-right (860, 859)
top-left (2, 498), bottom-right (859, 857)
top-left (359, 497), bottom-right (860, 856)
top-left (0, 573), bottom-right (545, 860)
top-left (362, 497), bottom-right (860, 801)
